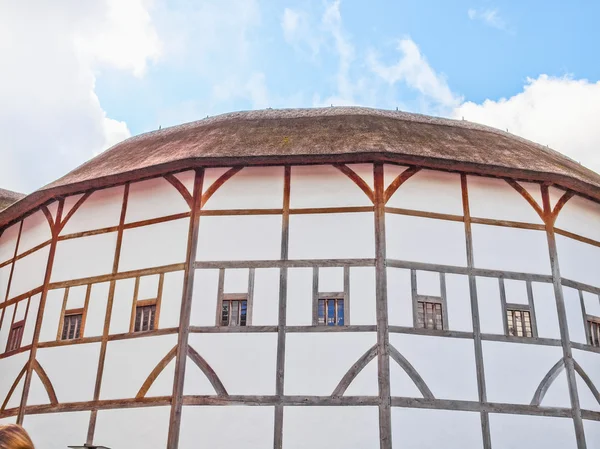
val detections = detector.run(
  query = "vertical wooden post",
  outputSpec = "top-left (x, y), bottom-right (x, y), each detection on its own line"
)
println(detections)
top-left (166, 169), bottom-right (204, 449)
top-left (541, 185), bottom-right (587, 449)
top-left (373, 163), bottom-right (391, 449)
top-left (461, 174), bottom-right (492, 449)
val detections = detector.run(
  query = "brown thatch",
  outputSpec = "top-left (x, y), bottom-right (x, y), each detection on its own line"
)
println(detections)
top-left (1, 107), bottom-right (600, 227)
top-left (0, 188), bottom-right (25, 212)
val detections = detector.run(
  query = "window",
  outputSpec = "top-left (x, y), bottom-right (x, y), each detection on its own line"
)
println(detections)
top-left (506, 308), bottom-right (533, 337)
top-left (61, 310), bottom-right (83, 340)
top-left (6, 320), bottom-right (25, 352)
top-left (416, 300), bottom-right (443, 330)
top-left (588, 317), bottom-right (600, 347)
top-left (134, 302), bottom-right (157, 332)
top-left (220, 296), bottom-right (248, 327)
top-left (317, 298), bottom-right (345, 326)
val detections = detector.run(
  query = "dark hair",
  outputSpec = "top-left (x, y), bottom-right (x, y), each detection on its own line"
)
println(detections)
top-left (0, 424), bottom-right (35, 449)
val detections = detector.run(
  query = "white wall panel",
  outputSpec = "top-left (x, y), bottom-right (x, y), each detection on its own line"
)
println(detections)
top-left (387, 268), bottom-right (413, 327)
top-left (0, 264), bottom-right (11, 303)
top-left (319, 266), bottom-right (344, 292)
top-left (14, 297), bottom-right (27, 321)
top-left (285, 332), bottom-right (376, 395)
top-left (389, 334), bottom-right (478, 401)
top-left (66, 284), bottom-right (87, 309)
top-left (387, 170), bottom-right (463, 215)
top-left (159, 271), bottom-right (184, 329)
top-left (0, 350), bottom-right (29, 405)
top-left (349, 267), bottom-right (376, 325)
top-left (17, 210), bottom-right (51, 255)
top-left (224, 268), bottom-right (249, 293)
top-left (52, 232), bottom-right (117, 282)
top-left (582, 291), bottom-right (600, 317)
top-left (286, 268), bottom-right (312, 326)
top-left (108, 278), bottom-right (136, 335)
top-left (577, 374), bottom-right (600, 412)
top-left (188, 333), bottom-right (277, 395)
top-left (386, 214), bottom-right (467, 266)
top-left (0, 223), bottom-right (20, 264)
top-left (416, 270), bottom-right (441, 296)
top-left (138, 274), bottom-right (159, 300)
top-left (252, 268), bottom-right (280, 325)
top-left (391, 408), bottom-right (483, 449)
top-left (27, 371), bottom-right (51, 406)
top-left (38, 289), bottom-right (63, 343)
top-left (183, 356), bottom-right (217, 395)
top-left (390, 360), bottom-right (424, 397)
top-left (446, 274), bottom-right (473, 332)
top-left (573, 349), bottom-right (600, 411)
top-left (0, 416), bottom-right (16, 425)
top-left (95, 406), bottom-right (170, 449)
top-left (563, 287), bottom-right (587, 344)
top-left (489, 414), bottom-right (576, 449)
top-left (532, 282), bottom-right (561, 340)
top-left (541, 370), bottom-right (570, 408)
top-left (190, 269), bottom-right (220, 327)
top-left (180, 406), bottom-right (274, 449)
top-left (585, 420), bottom-right (600, 448)
top-left (483, 341), bottom-right (565, 405)
top-left (290, 165), bottom-right (372, 208)
top-left (289, 213), bottom-right (374, 260)
top-left (197, 215), bottom-right (282, 261)
top-left (347, 163), bottom-right (374, 189)
top-left (4, 373), bottom-right (24, 409)
top-left (36, 343), bottom-right (101, 403)
top-left (145, 358), bottom-right (175, 397)
top-left (556, 235), bottom-right (600, 287)
top-left (203, 166), bottom-right (284, 210)
top-left (9, 245), bottom-right (49, 298)
top-left (343, 357), bottom-right (378, 396)
top-left (24, 411), bottom-right (90, 449)
top-left (119, 218), bottom-right (189, 271)
top-left (472, 225), bottom-right (550, 274)
top-left (476, 277), bottom-right (504, 335)
top-left (125, 177), bottom-right (189, 223)
top-left (60, 186), bottom-right (124, 235)
top-left (384, 164), bottom-right (409, 190)
top-left (173, 170), bottom-right (195, 195)
top-left (555, 194), bottom-right (600, 242)
top-left (467, 176), bottom-right (543, 223)
top-left (100, 334), bottom-right (177, 399)
top-left (21, 294), bottom-right (40, 346)
top-left (504, 279), bottom-right (528, 305)
top-left (202, 167), bottom-right (232, 193)
top-left (283, 406), bottom-right (379, 449)
top-left (84, 282), bottom-right (110, 338)
top-left (0, 305), bottom-right (14, 352)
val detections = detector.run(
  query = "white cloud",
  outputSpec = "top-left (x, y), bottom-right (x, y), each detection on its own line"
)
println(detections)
top-left (281, 8), bottom-right (322, 57)
top-left (467, 8), bottom-right (508, 31)
top-left (0, 0), bottom-right (161, 192)
top-left (454, 75), bottom-right (600, 172)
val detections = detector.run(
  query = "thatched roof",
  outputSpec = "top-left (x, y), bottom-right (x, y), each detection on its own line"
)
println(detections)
top-left (2, 107), bottom-right (600, 226)
top-left (0, 188), bottom-right (25, 212)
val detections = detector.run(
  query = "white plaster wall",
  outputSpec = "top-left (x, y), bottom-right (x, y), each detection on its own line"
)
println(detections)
top-left (0, 350), bottom-right (29, 405)
top-left (52, 232), bottom-right (117, 282)
top-left (9, 245), bottom-right (49, 298)
top-left (183, 356), bottom-right (216, 395)
top-left (416, 270), bottom-right (440, 296)
top-left (60, 186), bottom-right (124, 235)
top-left (386, 214), bottom-right (467, 266)
top-left (557, 235), bottom-right (600, 287)
top-left (14, 297), bottom-right (27, 321)
top-left (475, 277), bottom-right (504, 335)
top-left (532, 282), bottom-right (561, 340)
top-left (0, 264), bottom-right (11, 303)
top-left (285, 332), bottom-right (376, 395)
top-left (36, 343), bottom-right (101, 403)
top-left (286, 268), bottom-right (312, 326)
top-left (283, 406), bottom-right (379, 449)
top-left (585, 420), bottom-right (600, 448)
top-left (38, 289), bottom-right (63, 343)
top-left (467, 176), bottom-right (543, 224)
top-left (348, 163), bottom-right (374, 187)
top-left (21, 294), bottom-right (40, 346)
top-left (389, 334), bottom-right (478, 401)
top-left (563, 287), bottom-right (587, 344)
top-left (387, 170), bottom-right (463, 216)
top-left (224, 268), bottom-right (249, 293)
top-left (446, 274), bottom-right (473, 332)
top-left (349, 267), bottom-right (377, 325)
top-left (343, 357), bottom-right (378, 396)
top-left (173, 170), bottom-right (195, 195)
top-left (125, 177), bottom-right (190, 223)
top-left (504, 279), bottom-right (529, 305)
top-left (555, 194), bottom-right (600, 242)
top-left (319, 266), bottom-right (344, 292)
top-left (17, 210), bottom-right (51, 255)
top-left (28, 370), bottom-right (52, 406)
top-left (100, 334), bottom-right (177, 399)
top-left (84, 282), bottom-right (110, 338)
top-left (190, 269), bottom-right (219, 327)
top-left (23, 411), bottom-right (90, 449)
top-left (159, 271), bottom-right (184, 328)
top-left (119, 218), bottom-right (189, 271)
top-left (489, 414), bottom-right (577, 449)
top-left (577, 374), bottom-right (600, 412)
top-left (137, 274), bottom-right (160, 300)
top-left (387, 268), bottom-right (413, 327)
top-left (0, 222), bottom-right (20, 263)
top-left (582, 291), bottom-right (600, 317)
top-left (4, 375), bottom-right (24, 409)
top-left (203, 166), bottom-right (284, 210)
top-left (0, 416), bottom-right (16, 425)
top-left (390, 360), bottom-right (425, 397)
top-left (573, 349), bottom-right (600, 412)
top-left (290, 165), bottom-right (372, 208)
top-left (483, 341), bottom-right (567, 406)
top-left (252, 268), bottom-right (280, 325)
top-left (384, 164), bottom-right (409, 191)
top-left (180, 406), bottom-right (274, 449)
top-left (289, 213), bottom-right (375, 260)
top-left (146, 358), bottom-right (175, 397)
top-left (66, 284), bottom-right (87, 309)
top-left (0, 304), bottom-right (15, 351)
top-left (472, 225), bottom-right (550, 274)
top-left (197, 215), bottom-right (282, 261)
top-left (95, 406), bottom-right (171, 449)
top-left (391, 408), bottom-right (483, 449)
top-left (541, 369), bottom-right (570, 408)
top-left (108, 278), bottom-right (136, 335)
top-left (188, 333), bottom-right (277, 395)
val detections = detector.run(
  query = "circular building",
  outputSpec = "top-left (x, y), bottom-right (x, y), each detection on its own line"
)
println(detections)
top-left (0, 107), bottom-right (599, 449)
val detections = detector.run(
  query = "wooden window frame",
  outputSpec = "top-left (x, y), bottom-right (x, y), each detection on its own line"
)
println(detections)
top-left (586, 315), bottom-right (600, 347)
top-left (215, 268), bottom-right (255, 327)
top-left (505, 304), bottom-right (535, 338)
top-left (316, 294), bottom-right (346, 326)
top-left (6, 319), bottom-right (25, 353)
top-left (59, 308), bottom-right (84, 341)
top-left (311, 266), bottom-right (350, 326)
top-left (129, 275), bottom-right (164, 333)
top-left (56, 285), bottom-right (91, 341)
top-left (410, 270), bottom-right (448, 331)
top-left (217, 293), bottom-right (249, 327)
top-left (415, 297), bottom-right (445, 330)
top-left (499, 279), bottom-right (538, 338)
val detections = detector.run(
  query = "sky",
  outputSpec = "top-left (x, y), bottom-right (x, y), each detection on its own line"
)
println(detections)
top-left (2, 0), bottom-right (600, 193)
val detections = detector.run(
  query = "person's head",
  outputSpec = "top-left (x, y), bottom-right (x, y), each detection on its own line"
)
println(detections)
top-left (0, 424), bottom-right (34, 449)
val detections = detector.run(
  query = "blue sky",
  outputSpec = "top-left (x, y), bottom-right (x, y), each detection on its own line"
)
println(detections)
top-left (2, 0), bottom-right (600, 192)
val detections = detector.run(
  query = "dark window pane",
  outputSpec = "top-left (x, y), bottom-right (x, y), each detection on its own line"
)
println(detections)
top-left (240, 300), bottom-right (247, 326)
top-left (337, 300), bottom-right (344, 326)
top-left (318, 299), bottom-right (325, 325)
top-left (134, 304), bottom-right (156, 332)
top-left (327, 300), bottom-right (336, 326)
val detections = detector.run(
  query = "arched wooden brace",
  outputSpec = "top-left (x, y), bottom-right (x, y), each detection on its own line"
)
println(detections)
top-left (388, 345), bottom-right (435, 400)
top-left (201, 167), bottom-right (243, 206)
top-left (331, 344), bottom-right (378, 397)
top-left (164, 174), bottom-right (193, 209)
top-left (136, 346), bottom-right (178, 399)
top-left (384, 166), bottom-right (421, 204)
top-left (57, 192), bottom-right (93, 234)
top-left (505, 179), bottom-right (545, 221)
top-left (333, 164), bottom-right (375, 203)
top-left (531, 358), bottom-right (565, 406)
top-left (40, 206), bottom-right (55, 233)
top-left (32, 359), bottom-right (58, 405)
top-left (187, 346), bottom-right (229, 397)
top-left (573, 361), bottom-right (600, 406)
top-left (550, 190), bottom-right (576, 225)
top-left (1, 365), bottom-right (27, 411)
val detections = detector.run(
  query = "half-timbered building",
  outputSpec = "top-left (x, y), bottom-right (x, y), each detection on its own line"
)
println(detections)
top-left (0, 107), bottom-right (599, 448)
